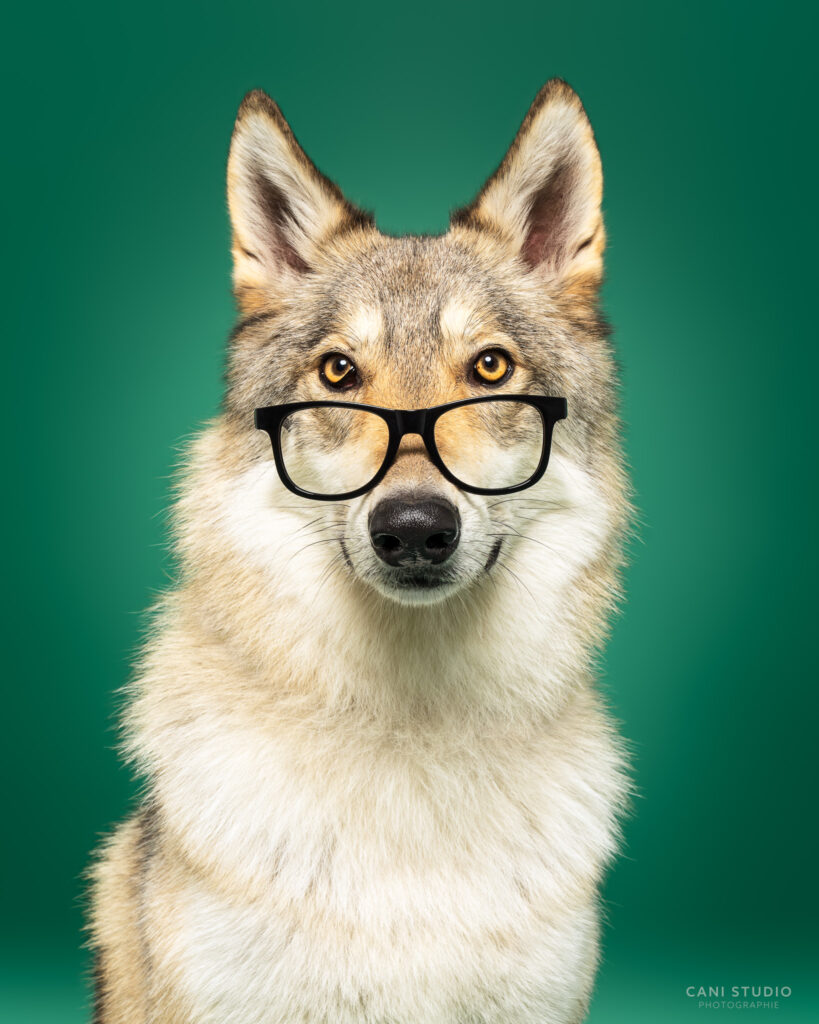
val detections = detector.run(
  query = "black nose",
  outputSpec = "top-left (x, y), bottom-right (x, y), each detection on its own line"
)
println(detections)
top-left (369, 497), bottom-right (461, 567)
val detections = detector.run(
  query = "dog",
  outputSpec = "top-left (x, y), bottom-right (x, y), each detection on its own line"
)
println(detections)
top-left (88, 78), bottom-right (631, 1024)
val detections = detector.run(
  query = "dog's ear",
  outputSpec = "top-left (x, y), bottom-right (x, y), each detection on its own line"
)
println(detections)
top-left (228, 90), bottom-right (373, 312)
top-left (452, 80), bottom-right (604, 295)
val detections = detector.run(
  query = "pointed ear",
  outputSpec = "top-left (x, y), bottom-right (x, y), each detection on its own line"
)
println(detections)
top-left (227, 90), bottom-right (373, 313)
top-left (452, 80), bottom-right (604, 294)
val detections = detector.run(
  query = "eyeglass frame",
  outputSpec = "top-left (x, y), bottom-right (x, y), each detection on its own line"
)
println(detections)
top-left (253, 394), bottom-right (568, 501)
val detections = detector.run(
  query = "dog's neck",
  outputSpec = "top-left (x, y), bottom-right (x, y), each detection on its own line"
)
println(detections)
top-left (172, 544), bottom-right (596, 730)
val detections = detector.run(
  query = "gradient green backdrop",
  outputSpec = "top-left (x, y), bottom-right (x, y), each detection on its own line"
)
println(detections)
top-left (3, 1), bottom-right (817, 1020)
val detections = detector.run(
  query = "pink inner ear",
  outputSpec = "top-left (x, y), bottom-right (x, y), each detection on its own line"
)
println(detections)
top-left (277, 238), bottom-right (309, 274)
top-left (519, 163), bottom-right (574, 271)
top-left (255, 172), bottom-right (311, 275)
top-left (522, 225), bottom-right (552, 268)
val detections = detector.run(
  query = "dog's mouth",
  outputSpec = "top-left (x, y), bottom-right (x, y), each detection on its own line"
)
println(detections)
top-left (341, 537), bottom-right (504, 606)
top-left (373, 565), bottom-right (462, 605)
top-left (484, 538), bottom-right (503, 571)
top-left (391, 569), bottom-right (454, 591)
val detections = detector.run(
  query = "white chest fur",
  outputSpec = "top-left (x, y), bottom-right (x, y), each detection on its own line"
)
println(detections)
top-left (139, 684), bottom-right (626, 1024)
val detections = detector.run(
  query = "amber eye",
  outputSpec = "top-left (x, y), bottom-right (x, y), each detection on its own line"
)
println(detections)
top-left (472, 349), bottom-right (512, 385)
top-left (320, 353), bottom-right (359, 389)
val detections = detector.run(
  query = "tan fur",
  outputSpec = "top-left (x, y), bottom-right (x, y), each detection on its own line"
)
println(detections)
top-left (89, 79), bottom-right (631, 1023)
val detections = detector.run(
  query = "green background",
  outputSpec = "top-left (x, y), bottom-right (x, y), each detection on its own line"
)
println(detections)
top-left (3, 0), bottom-right (817, 1020)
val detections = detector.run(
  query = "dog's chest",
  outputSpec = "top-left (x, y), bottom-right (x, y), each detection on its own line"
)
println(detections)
top-left (165, 848), bottom-right (597, 1024)
top-left (149, 709), bottom-right (619, 1023)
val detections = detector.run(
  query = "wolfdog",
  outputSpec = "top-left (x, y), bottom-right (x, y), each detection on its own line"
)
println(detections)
top-left (89, 78), bottom-right (631, 1024)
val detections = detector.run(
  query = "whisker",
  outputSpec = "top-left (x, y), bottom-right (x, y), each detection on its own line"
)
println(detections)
top-left (487, 496), bottom-right (569, 511)
top-left (280, 535), bottom-right (342, 574)
top-left (291, 513), bottom-right (335, 536)
top-left (454, 544), bottom-right (541, 611)
top-left (508, 509), bottom-right (573, 524)
top-left (492, 557), bottom-right (539, 608)
top-left (491, 524), bottom-right (565, 558)
top-left (270, 501), bottom-right (351, 513)
top-left (298, 521), bottom-right (347, 537)
top-left (314, 548), bottom-right (348, 592)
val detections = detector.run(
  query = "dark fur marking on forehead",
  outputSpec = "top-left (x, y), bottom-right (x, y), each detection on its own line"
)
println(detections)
top-left (232, 301), bottom-right (340, 352)
top-left (229, 310), bottom-right (280, 343)
top-left (325, 236), bottom-right (500, 342)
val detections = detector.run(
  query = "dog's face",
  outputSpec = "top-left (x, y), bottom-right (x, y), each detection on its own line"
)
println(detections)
top-left (219, 83), bottom-right (624, 609)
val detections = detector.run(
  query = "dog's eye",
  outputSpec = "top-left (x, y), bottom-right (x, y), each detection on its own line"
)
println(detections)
top-left (320, 353), bottom-right (359, 389)
top-left (472, 349), bottom-right (512, 385)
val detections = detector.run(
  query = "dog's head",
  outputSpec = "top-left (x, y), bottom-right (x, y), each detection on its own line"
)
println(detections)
top-left (211, 82), bottom-right (626, 617)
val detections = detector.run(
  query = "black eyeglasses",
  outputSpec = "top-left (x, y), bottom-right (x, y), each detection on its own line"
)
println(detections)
top-left (254, 395), bottom-right (567, 501)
